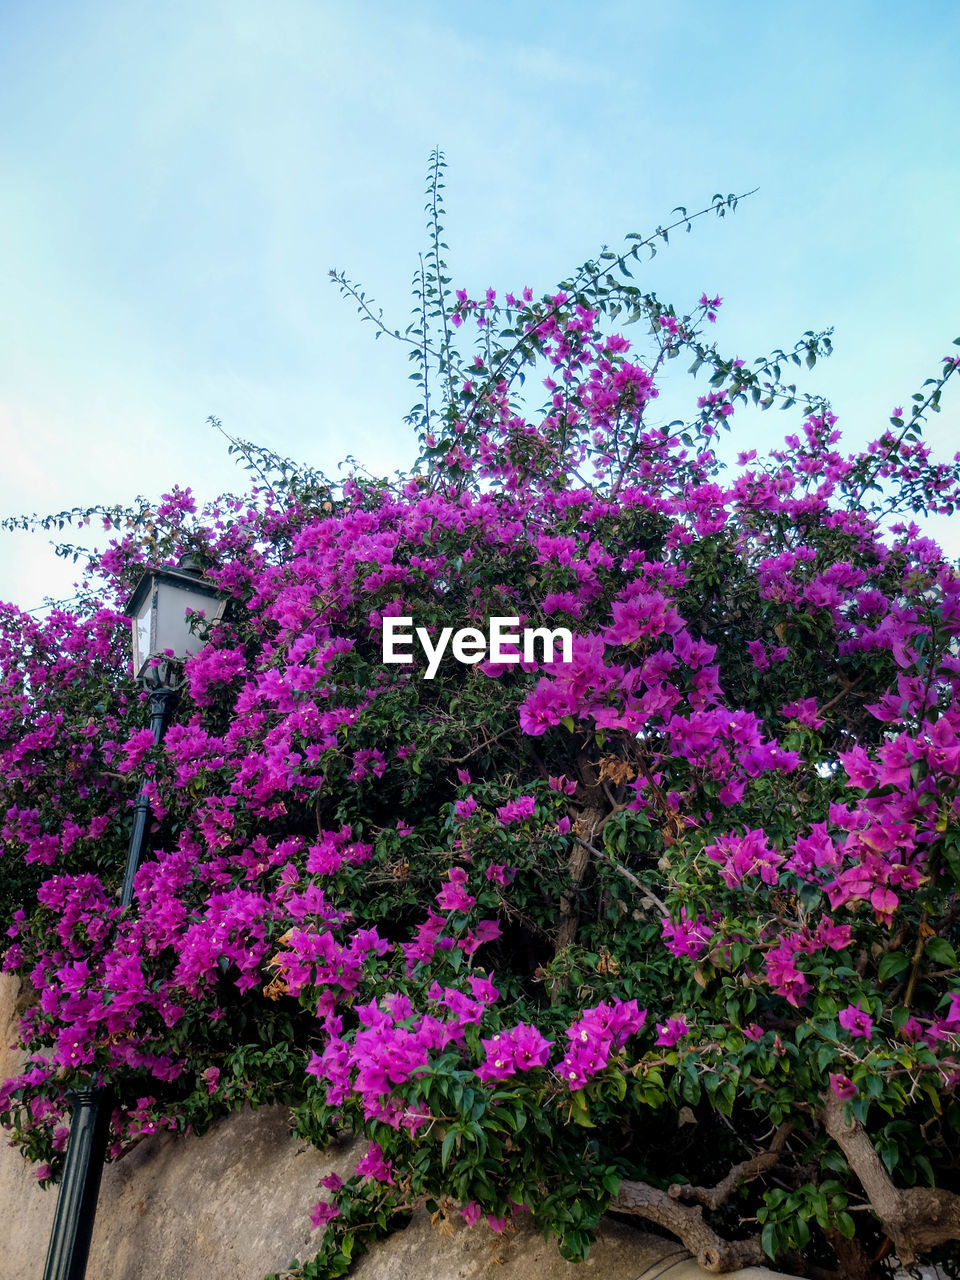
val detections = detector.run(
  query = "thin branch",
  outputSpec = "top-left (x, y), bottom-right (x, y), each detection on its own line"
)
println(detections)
top-left (461, 191), bottom-right (758, 432)
top-left (852, 358), bottom-right (959, 505)
top-left (816, 674), bottom-right (866, 718)
top-left (579, 839), bottom-right (668, 914)
top-left (418, 252), bottom-right (431, 432)
top-left (437, 726), bottom-right (519, 765)
top-left (328, 270), bottom-right (438, 356)
top-left (207, 417), bottom-right (279, 504)
top-left (426, 149), bottom-right (457, 406)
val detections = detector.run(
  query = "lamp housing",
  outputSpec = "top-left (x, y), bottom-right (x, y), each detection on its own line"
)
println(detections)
top-left (124, 565), bottom-right (226, 686)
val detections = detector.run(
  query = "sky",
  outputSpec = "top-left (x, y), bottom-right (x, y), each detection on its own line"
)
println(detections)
top-left (1, 0), bottom-right (958, 610)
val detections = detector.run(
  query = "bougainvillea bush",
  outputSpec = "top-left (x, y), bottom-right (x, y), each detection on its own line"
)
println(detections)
top-left (3, 156), bottom-right (960, 1279)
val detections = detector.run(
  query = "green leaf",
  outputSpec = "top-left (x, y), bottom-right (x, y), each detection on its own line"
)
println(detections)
top-left (570, 1090), bottom-right (596, 1128)
top-left (441, 1128), bottom-right (458, 1170)
top-left (835, 1212), bottom-right (856, 1239)
top-left (926, 938), bottom-right (957, 966)
top-left (878, 951), bottom-right (910, 982)
top-left (761, 1223), bottom-right (778, 1258)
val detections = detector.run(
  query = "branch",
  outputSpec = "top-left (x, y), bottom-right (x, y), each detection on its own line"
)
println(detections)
top-left (610, 1179), bottom-right (766, 1272)
top-left (852, 356), bottom-right (960, 505)
top-left (207, 417), bottom-right (279, 504)
top-left (578, 838), bottom-right (668, 914)
top-left (821, 1091), bottom-right (960, 1265)
top-left (668, 1123), bottom-right (793, 1210)
top-left (437, 726), bottom-right (519, 765)
top-left (462, 190), bottom-right (758, 432)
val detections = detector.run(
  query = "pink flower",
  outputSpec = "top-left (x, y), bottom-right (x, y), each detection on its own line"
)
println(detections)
top-left (838, 1005), bottom-right (874, 1039)
top-left (496, 795), bottom-right (536, 825)
top-left (765, 943), bottom-right (810, 1007)
top-left (309, 1200), bottom-right (340, 1228)
top-left (484, 863), bottom-right (515, 886)
top-left (475, 1023), bottom-right (552, 1083)
top-left (548, 775), bottom-right (577, 795)
top-left (454, 795), bottom-right (477, 821)
top-left (782, 697), bottom-right (824, 730)
top-left (354, 1140), bottom-right (394, 1183)
top-left (829, 1073), bottom-right (857, 1100)
top-left (460, 1201), bottom-right (482, 1226)
top-left (705, 828), bottom-right (783, 889)
top-left (661, 908), bottom-right (714, 960)
top-left (436, 867), bottom-right (475, 913)
top-left (870, 887), bottom-right (898, 924)
top-left (655, 1016), bottom-right (689, 1048)
top-left (899, 1016), bottom-right (923, 1043)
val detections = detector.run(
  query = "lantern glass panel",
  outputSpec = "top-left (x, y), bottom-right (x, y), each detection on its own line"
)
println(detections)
top-left (134, 592), bottom-right (154, 677)
top-left (153, 579), bottom-right (219, 661)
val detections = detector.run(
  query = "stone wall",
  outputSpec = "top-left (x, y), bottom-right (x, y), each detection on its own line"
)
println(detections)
top-left (0, 976), bottom-right (795, 1280)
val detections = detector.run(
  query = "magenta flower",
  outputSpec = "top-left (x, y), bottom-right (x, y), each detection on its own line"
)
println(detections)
top-left (838, 1005), bottom-right (874, 1039)
top-left (484, 863), bottom-right (515, 886)
top-left (459, 919), bottom-right (501, 957)
top-left (436, 867), bottom-right (475, 913)
top-left (660, 908), bottom-right (714, 960)
top-left (475, 1023), bottom-right (552, 1083)
top-left (309, 1200), bottom-right (340, 1228)
top-left (655, 1017), bottom-right (689, 1048)
top-left (354, 1140), bottom-right (394, 1183)
top-left (765, 942), bottom-right (810, 1008)
top-left (454, 795), bottom-right (477, 821)
top-left (782, 697), bottom-right (824, 730)
top-left (829, 1073), bottom-right (857, 1100)
top-left (557, 1000), bottom-right (646, 1089)
top-left (496, 795), bottom-right (536, 824)
top-left (899, 1016), bottom-right (923, 1043)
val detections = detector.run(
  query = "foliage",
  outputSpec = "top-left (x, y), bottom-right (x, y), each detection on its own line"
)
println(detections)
top-left (3, 152), bottom-right (960, 1278)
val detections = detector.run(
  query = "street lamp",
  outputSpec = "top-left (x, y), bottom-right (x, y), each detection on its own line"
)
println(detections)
top-left (126, 560), bottom-right (227, 687)
top-left (42, 559), bottom-right (224, 1280)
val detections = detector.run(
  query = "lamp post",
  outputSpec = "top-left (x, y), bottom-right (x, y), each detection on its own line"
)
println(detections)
top-left (42, 560), bottom-right (225, 1280)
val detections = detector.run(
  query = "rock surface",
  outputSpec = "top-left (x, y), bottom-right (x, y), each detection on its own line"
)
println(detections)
top-left (0, 976), bottom-right (797, 1279)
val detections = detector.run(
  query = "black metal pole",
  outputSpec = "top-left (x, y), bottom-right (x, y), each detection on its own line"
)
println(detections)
top-left (42, 684), bottom-right (179, 1280)
top-left (120, 687), bottom-right (179, 909)
top-left (41, 1090), bottom-right (112, 1280)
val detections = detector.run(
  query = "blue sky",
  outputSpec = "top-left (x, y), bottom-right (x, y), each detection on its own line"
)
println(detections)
top-left (1, 0), bottom-right (958, 608)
